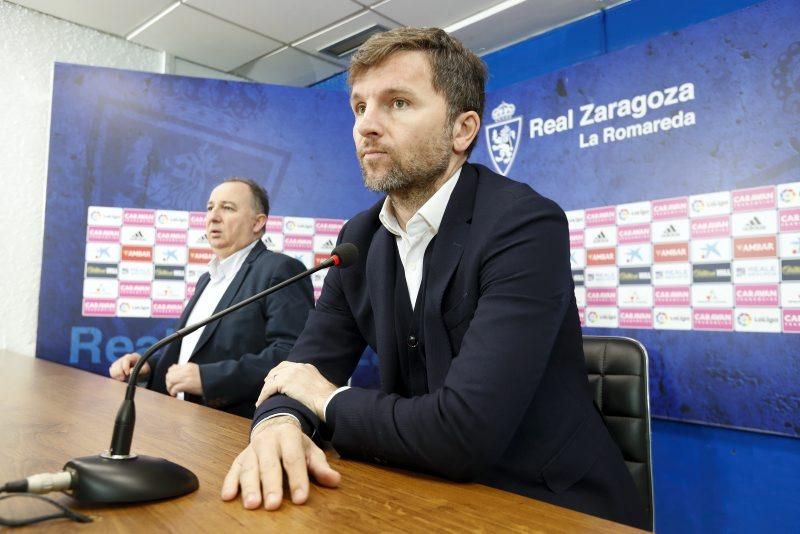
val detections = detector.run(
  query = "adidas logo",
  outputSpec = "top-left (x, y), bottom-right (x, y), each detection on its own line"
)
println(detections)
top-left (661, 224), bottom-right (679, 238)
top-left (130, 230), bottom-right (146, 241)
top-left (744, 216), bottom-right (764, 231)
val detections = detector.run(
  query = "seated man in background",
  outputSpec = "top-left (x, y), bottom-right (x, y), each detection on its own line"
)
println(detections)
top-left (109, 178), bottom-right (313, 418)
top-left (222, 28), bottom-right (646, 528)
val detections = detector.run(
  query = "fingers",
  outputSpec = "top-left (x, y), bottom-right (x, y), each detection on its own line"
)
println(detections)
top-left (221, 452), bottom-right (244, 501)
top-left (305, 439), bottom-right (341, 488)
top-left (259, 438), bottom-right (284, 510)
top-left (279, 428), bottom-right (310, 505)
top-left (256, 380), bottom-right (277, 406)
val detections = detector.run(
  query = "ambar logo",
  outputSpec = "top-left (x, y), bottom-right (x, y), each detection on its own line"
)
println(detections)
top-left (654, 243), bottom-right (688, 263)
top-left (189, 248), bottom-right (214, 264)
top-left (734, 236), bottom-right (777, 258)
top-left (587, 248), bottom-right (616, 266)
top-left (121, 246), bottom-right (153, 262)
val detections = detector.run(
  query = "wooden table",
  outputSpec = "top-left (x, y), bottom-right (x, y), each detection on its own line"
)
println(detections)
top-left (0, 352), bottom-right (640, 532)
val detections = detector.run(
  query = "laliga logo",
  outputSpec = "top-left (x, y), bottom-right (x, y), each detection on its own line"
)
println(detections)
top-left (90, 210), bottom-right (102, 222)
top-left (158, 213), bottom-right (170, 224)
top-left (119, 302), bottom-right (131, 313)
top-left (691, 199), bottom-right (705, 213)
top-left (737, 312), bottom-right (752, 327)
top-left (587, 311), bottom-right (599, 323)
top-left (656, 312), bottom-right (669, 325)
top-left (285, 221), bottom-right (297, 231)
top-left (485, 102), bottom-right (522, 176)
top-left (618, 208), bottom-right (630, 221)
top-left (781, 187), bottom-right (797, 204)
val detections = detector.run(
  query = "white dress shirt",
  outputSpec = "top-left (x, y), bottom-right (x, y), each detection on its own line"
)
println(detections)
top-left (176, 239), bottom-right (258, 400)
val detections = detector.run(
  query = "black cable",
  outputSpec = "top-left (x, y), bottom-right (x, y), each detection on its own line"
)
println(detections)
top-left (0, 493), bottom-right (92, 527)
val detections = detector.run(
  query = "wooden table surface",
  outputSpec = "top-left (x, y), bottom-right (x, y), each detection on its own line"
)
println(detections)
top-left (0, 352), bottom-right (640, 532)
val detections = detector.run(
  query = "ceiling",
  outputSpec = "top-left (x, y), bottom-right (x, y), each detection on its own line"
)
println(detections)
top-left (11, 0), bottom-right (626, 87)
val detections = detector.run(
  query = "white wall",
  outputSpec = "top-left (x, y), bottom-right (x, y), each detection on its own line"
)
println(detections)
top-left (0, 1), bottom-right (164, 356)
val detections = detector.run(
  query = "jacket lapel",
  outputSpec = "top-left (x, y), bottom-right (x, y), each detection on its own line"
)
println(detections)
top-left (424, 163), bottom-right (477, 389)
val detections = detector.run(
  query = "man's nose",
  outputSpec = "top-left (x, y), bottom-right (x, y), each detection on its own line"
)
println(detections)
top-left (206, 208), bottom-right (222, 222)
top-left (355, 105), bottom-right (384, 138)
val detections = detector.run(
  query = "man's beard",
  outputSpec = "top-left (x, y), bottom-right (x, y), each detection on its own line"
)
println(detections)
top-left (358, 128), bottom-right (451, 196)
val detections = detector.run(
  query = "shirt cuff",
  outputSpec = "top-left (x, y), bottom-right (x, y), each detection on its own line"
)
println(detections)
top-left (250, 412), bottom-right (301, 441)
top-left (322, 386), bottom-right (350, 423)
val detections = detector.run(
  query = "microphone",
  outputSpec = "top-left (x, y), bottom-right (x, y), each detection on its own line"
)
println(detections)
top-left (57, 243), bottom-right (359, 503)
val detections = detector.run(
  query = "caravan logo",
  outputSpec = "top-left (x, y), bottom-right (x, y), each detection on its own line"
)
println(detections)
top-left (485, 102), bottom-right (522, 176)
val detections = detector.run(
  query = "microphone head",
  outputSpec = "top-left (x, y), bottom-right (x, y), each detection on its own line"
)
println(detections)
top-left (330, 243), bottom-right (359, 268)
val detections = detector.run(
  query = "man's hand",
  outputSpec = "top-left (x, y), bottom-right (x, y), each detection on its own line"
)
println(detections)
top-left (256, 362), bottom-right (337, 420)
top-left (221, 416), bottom-right (341, 510)
top-left (108, 353), bottom-right (150, 382)
top-left (165, 363), bottom-right (203, 396)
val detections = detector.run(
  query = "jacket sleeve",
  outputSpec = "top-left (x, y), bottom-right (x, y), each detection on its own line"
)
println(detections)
top-left (324, 191), bottom-right (574, 481)
top-left (199, 255), bottom-right (315, 407)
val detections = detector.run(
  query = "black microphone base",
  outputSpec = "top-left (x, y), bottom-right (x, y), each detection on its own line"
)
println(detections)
top-left (64, 454), bottom-right (199, 503)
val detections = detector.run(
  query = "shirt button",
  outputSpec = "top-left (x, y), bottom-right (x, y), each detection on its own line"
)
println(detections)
top-left (407, 335), bottom-right (418, 348)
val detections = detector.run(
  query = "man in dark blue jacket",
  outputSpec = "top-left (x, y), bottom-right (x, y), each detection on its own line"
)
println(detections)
top-left (109, 178), bottom-right (313, 418)
top-left (221, 28), bottom-right (645, 528)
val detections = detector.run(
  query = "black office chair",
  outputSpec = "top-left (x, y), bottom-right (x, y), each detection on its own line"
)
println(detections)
top-left (583, 335), bottom-right (654, 531)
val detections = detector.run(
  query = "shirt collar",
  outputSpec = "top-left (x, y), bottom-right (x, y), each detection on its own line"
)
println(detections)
top-left (207, 238), bottom-right (258, 282)
top-left (379, 166), bottom-right (462, 238)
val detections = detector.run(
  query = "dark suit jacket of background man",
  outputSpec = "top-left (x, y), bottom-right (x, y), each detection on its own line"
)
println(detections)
top-left (254, 163), bottom-right (645, 527)
top-left (150, 239), bottom-right (314, 418)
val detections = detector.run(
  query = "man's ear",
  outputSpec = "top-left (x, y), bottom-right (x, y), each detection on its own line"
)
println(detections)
top-left (451, 111), bottom-right (480, 155)
top-left (253, 213), bottom-right (267, 234)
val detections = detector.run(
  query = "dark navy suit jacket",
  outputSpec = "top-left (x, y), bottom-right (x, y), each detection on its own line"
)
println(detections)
top-left (150, 239), bottom-right (313, 418)
top-left (254, 164), bottom-right (645, 527)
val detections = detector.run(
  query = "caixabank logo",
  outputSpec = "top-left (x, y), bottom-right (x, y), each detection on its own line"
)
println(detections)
top-left (485, 102), bottom-right (522, 176)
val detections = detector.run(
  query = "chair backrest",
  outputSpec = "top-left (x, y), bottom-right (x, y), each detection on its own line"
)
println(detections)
top-left (583, 335), bottom-right (654, 531)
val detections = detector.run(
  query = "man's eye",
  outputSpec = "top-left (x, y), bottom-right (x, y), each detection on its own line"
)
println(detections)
top-left (355, 104), bottom-right (366, 115)
top-left (393, 99), bottom-right (407, 109)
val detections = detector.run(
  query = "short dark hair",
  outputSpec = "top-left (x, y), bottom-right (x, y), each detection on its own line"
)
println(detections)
top-left (222, 177), bottom-right (270, 217)
top-left (348, 27), bottom-right (487, 156)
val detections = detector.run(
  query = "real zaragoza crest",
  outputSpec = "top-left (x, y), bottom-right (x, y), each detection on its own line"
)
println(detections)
top-left (485, 101), bottom-right (522, 176)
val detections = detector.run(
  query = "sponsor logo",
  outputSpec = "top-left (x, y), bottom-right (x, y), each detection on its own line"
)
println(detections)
top-left (618, 286), bottom-right (653, 308)
top-left (85, 243), bottom-right (121, 264)
top-left (283, 216), bottom-right (315, 236)
top-left (119, 281), bottom-right (151, 298)
top-left (118, 262), bottom-right (154, 282)
top-left (652, 263), bottom-right (691, 286)
top-left (690, 238), bottom-right (732, 263)
top-left (155, 210), bottom-right (189, 229)
top-left (692, 262), bottom-right (732, 283)
top-left (691, 284), bottom-right (733, 307)
top-left (734, 307), bottom-right (781, 333)
top-left (85, 263), bottom-right (119, 278)
top-left (651, 197), bottom-right (688, 220)
top-left (780, 208), bottom-right (800, 232)
top-left (733, 259), bottom-right (780, 284)
top-left (570, 249), bottom-right (586, 269)
top-left (585, 206), bottom-right (616, 227)
top-left (187, 229), bottom-right (210, 248)
top-left (188, 248), bottom-right (214, 264)
top-left (733, 236), bottom-right (777, 259)
top-left (735, 284), bottom-right (780, 307)
top-left (154, 245), bottom-right (187, 266)
top-left (82, 298), bottom-right (116, 317)
top-left (315, 253), bottom-right (331, 267)
top-left (185, 265), bottom-right (207, 284)
top-left (653, 307), bottom-right (692, 330)
top-left (123, 209), bottom-right (155, 226)
top-left (585, 307), bottom-right (618, 328)
top-left (574, 286), bottom-right (586, 307)
top-left (87, 206), bottom-right (122, 227)
top-left (619, 266), bottom-right (652, 285)
top-left (731, 210), bottom-right (778, 236)
top-left (777, 182), bottom-right (800, 208)
top-left (186, 283), bottom-right (196, 299)
top-left (584, 226), bottom-right (617, 248)
top-left (82, 279), bottom-right (118, 299)
top-left (586, 288), bottom-right (616, 305)
top-left (266, 216), bottom-right (284, 233)
top-left (651, 219), bottom-right (690, 243)
top-left (654, 286), bottom-right (691, 306)
top-left (689, 191), bottom-right (731, 217)
top-left (617, 244), bottom-right (652, 267)
top-left (154, 265), bottom-right (185, 280)
top-left (690, 215), bottom-right (730, 238)
top-left (156, 229), bottom-right (188, 245)
top-left (780, 233), bottom-right (800, 258)
top-left (619, 309), bottom-right (653, 329)
top-left (693, 309), bottom-right (734, 331)
top-left (121, 245), bottom-right (152, 262)
top-left (616, 201), bottom-right (651, 225)
top-left (781, 282), bottom-right (800, 308)
top-left (117, 298), bottom-right (151, 318)
top-left (783, 309), bottom-right (800, 333)
top-left (313, 235), bottom-right (336, 254)
top-left (284, 236), bottom-right (313, 250)
top-left (485, 101), bottom-right (522, 176)
top-left (189, 212), bottom-right (206, 228)
top-left (617, 224), bottom-right (651, 244)
top-left (782, 259), bottom-right (800, 281)
top-left (315, 219), bottom-right (344, 235)
top-left (120, 226), bottom-right (155, 246)
top-left (87, 226), bottom-right (121, 243)
top-left (569, 230), bottom-right (584, 248)
top-left (654, 243), bottom-right (689, 263)
top-left (263, 232), bottom-right (284, 251)
top-left (732, 186), bottom-right (775, 212)
top-left (151, 280), bottom-right (185, 301)
top-left (289, 252), bottom-right (314, 269)
top-left (587, 248), bottom-right (616, 266)
top-left (152, 301), bottom-right (184, 318)
top-left (565, 209), bottom-right (585, 230)
top-left (572, 269), bottom-right (585, 286)
top-left (584, 266), bottom-right (618, 288)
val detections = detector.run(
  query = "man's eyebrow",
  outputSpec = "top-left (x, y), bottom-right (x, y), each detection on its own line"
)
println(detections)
top-left (350, 87), bottom-right (416, 101)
